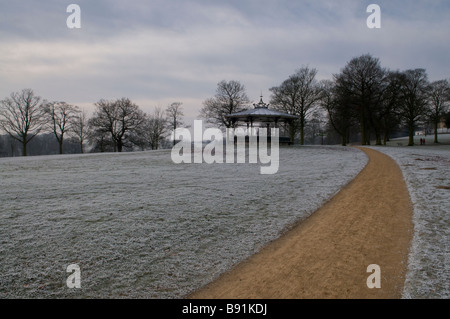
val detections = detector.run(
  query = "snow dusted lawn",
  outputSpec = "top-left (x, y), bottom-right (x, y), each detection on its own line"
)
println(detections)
top-left (371, 140), bottom-right (450, 299)
top-left (0, 146), bottom-right (367, 298)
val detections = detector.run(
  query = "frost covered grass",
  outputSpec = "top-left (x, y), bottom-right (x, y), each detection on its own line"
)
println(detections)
top-left (0, 146), bottom-right (367, 298)
top-left (371, 135), bottom-right (450, 299)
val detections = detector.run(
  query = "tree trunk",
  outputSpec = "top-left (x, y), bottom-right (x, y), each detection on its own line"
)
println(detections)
top-left (375, 130), bottom-right (382, 145)
top-left (22, 141), bottom-right (27, 157)
top-left (300, 127), bottom-right (305, 145)
top-left (117, 140), bottom-right (123, 152)
top-left (173, 124), bottom-right (177, 146)
top-left (59, 140), bottom-right (63, 155)
top-left (300, 116), bottom-right (305, 145)
top-left (341, 134), bottom-right (347, 146)
top-left (408, 123), bottom-right (415, 146)
top-left (434, 119), bottom-right (439, 144)
top-left (383, 131), bottom-right (388, 146)
top-left (289, 125), bottom-right (295, 145)
top-left (361, 123), bottom-right (367, 145)
top-left (100, 137), bottom-right (105, 152)
top-left (382, 123), bottom-right (391, 146)
top-left (360, 109), bottom-right (367, 145)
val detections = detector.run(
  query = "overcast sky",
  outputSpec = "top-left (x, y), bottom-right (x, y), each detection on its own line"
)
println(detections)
top-left (1, 0), bottom-right (449, 121)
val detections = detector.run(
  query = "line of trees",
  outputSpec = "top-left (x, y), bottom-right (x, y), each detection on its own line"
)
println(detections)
top-left (2, 54), bottom-right (449, 156)
top-left (0, 89), bottom-right (186, 157)
top-left (200, 54), bottom-right (450, 146)
top-left (322, 55), bottom-right (450, 146)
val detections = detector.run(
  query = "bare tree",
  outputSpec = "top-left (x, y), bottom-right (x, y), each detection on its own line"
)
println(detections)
top-left (148, 107), bottom-right (168, 150)
top-left (129, 107), bottom-right (168, 151)
top-left (320, 79), bottom-right (355, 146)
top-left (89, 98), bottom-right (146, 152)
top-left (305, 109), bottom-right (328, 145)
top-left (128, 119), bottom-right (149, 151)
top-left (270, 75), bottom-right (301, 143)
top-left (428, 79), bottom-right (450, 143)
top-left (0, 89), bottom-right (46, 156)
top-left (200, 80), bottom-right (250, 128)
top-left (166, 102), bottom-right (186, 146)
top-left (334, 54), bottom-right (386, 145)
top-left (71, 108), bottom-right (89, 153)
top-left (44, 101), bottom-right (80, 154)
top-left (379, 71), bottom-right (403, 145)
top-left (270, 66), bottom-right (322, 145)
top-left (87, 128), bottom-right (114, 153)
top-left (398, 69), bottom-right (430, 146)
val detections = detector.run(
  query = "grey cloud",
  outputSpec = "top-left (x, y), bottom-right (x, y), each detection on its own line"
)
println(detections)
top-left (0, 0), bottom-right (449, 116)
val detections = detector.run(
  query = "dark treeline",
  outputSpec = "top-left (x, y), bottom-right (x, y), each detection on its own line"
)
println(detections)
top-left (1, 53), bottom-right (449, 157)
top-left (0, 89), bottom-right (185, 157)
top-left (0, 134), bottom-right (81, 157)
top-left (200, 54), bottom-right (450, 146)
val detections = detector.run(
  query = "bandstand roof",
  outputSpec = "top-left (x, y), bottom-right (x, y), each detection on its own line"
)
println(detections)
top-left (226, 96), bottom-right (297, 123)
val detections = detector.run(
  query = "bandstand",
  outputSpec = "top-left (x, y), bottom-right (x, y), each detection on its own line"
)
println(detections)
top-left (225, 96), bottom-right (297, 144)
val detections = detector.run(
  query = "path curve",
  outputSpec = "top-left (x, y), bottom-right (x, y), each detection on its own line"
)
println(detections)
top-left (189, 147), bottom-right (413, 299)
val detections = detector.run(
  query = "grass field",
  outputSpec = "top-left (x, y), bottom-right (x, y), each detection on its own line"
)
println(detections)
top-left (1, 135), bottom-right (448, 299)
top-left (0, 146), bottom-right (367, 298)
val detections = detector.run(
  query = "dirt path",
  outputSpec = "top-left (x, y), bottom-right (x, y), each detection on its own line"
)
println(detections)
top-left (189, 147), bottom-right (413, 299)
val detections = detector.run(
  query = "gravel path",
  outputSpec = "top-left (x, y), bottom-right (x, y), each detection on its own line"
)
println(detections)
top-left (190, 147), bottom-right (414, 299)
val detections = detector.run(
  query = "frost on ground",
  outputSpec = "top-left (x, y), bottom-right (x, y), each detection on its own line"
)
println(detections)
top-left (0, 146), bottom-right (367, 298)
top-left (372, 144), bottom-right (450, 299)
